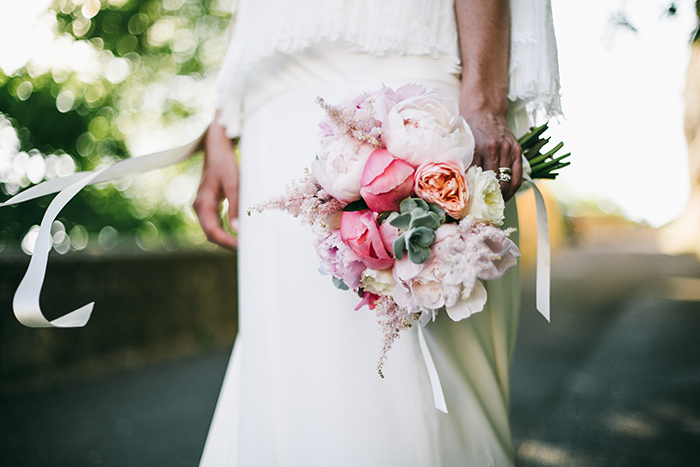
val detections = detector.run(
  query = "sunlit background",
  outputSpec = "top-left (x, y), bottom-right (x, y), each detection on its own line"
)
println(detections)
top-left (0, 0), bottom-right (235, 255)
top-left (0, 0), bottom-right (695, 255)
top-left (548, 0), bottom-right (694, 228)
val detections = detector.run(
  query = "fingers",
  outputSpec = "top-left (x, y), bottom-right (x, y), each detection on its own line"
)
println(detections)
top-left (478, 134), bottom-right (499, 173)
top-left (506, 146), bottom-right (523, 201)
top-left (193, 183), bottom-right (238, 251)
top-left (223, 168), bottom-right (239, 223)
top-left (462, 111), bottom-right (522, 202)
top-left (496, 139), bottom-right (522, 201)
top-left (196, 130), bottom-right (239, 250)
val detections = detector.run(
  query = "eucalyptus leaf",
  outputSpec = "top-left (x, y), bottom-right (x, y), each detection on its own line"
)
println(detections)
top-left (332, 276), bottom-right (350, 290)
top-left (393, 234), bottom-right (405, 260)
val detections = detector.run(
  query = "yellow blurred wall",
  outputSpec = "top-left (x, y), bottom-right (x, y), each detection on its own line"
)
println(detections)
top-left (515, 182), bottom-right (567, 270)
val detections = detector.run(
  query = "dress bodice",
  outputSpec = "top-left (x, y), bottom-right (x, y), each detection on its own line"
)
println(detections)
top-left (215, 0), bottom-right (562, 137)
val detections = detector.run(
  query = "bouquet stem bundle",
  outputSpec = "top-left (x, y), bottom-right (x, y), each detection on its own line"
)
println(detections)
top-left (519, 123), bottom-right (570, 180)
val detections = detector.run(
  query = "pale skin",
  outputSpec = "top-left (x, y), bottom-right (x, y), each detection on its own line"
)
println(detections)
top-left (194, 0), bottom-right (521, 250)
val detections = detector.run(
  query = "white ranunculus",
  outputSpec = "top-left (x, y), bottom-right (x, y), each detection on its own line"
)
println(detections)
top-left (310, 210), bottom-right (343, 235)
top-left (381, 89), bottom-right (474, 169)
top-left (311, 136), bottom-right (375, 203)
top-left (361, 268), bottom-right (396, 296)
top-left (463, 166), bottom-right (505, 225)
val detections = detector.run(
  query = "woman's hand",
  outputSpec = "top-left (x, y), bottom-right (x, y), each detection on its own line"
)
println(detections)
top-left (461, 109), bottom-right (522, 201)
top-left (193, 117), bottom-right (239, 250)
top-left (455, 0), bottom-right (521, 201)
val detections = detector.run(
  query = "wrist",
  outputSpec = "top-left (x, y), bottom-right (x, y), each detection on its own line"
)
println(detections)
top-left (206, 111), bottom-right (233, 147)
top-left (459, 90), bottom-right (508, 121)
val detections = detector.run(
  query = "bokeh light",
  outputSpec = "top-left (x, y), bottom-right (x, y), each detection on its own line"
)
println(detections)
top-left (0, 0), bottom-right (236, 254)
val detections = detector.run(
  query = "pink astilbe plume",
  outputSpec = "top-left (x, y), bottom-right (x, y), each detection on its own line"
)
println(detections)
top-left (316, 96), bottom-right (384, 148)
top-left (247, 169), bottom-right (346, 227)
top-left (374, 296), bottom-right (413, 378)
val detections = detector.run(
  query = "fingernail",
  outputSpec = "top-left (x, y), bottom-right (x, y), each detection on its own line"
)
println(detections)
top-left (230, 218), bottom-right (239, 231)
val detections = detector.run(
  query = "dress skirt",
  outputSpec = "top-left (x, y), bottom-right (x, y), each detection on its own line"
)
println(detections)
top-left (200, 42), bottom-right (521, 467)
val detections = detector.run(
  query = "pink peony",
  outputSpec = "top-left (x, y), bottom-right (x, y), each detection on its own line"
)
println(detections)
top-left (315, 230), bottom-right (365, 290)
top-left (360, 149), bottom-right (415, 213)
top-left (340, 210), bottom-right (394, 270)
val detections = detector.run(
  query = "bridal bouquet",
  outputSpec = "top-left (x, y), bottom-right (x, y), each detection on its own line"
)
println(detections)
top-left (250, 84), bottom-right (568, 375)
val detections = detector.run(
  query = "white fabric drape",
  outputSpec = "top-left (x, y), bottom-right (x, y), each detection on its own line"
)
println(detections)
top-left (200, 45), bottom-right (522, 466)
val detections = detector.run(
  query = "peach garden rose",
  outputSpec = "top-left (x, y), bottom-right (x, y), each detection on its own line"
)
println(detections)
top-left (413, 161), bottom-right (469, 219)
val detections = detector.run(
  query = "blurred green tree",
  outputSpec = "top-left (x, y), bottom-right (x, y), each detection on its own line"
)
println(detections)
top-left (0, 0), bottom-right (234, 254)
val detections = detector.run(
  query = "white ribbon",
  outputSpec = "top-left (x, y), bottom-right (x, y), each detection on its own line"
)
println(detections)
top-left (1, 135), bottom-right (205, 328)
top-left (522, 173), bottom-right (550, 322)
top-left (1, 130), bottom-right (550, 419)
top-left (417, 325), bottom-right (447, 413)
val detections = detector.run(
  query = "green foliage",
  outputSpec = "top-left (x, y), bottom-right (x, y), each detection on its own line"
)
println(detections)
top-left (0, 0), bottom-right (233, 253)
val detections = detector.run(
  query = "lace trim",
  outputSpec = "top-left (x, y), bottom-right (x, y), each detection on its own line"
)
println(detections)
top-left (216, 0), bottom-right (562, 136)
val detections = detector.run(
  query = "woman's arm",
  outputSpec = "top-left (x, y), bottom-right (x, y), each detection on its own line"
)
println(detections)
top-left (455, 0), bottom-right (522, 200)
top-left (193, 113), bottom-right (239, 250)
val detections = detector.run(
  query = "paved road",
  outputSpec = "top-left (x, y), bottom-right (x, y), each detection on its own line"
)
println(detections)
top-left (2, 246), bottom-right (699, 466)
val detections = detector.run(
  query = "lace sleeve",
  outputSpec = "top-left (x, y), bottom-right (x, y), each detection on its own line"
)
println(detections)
top-left (509, 0), bottom-right (563, 122)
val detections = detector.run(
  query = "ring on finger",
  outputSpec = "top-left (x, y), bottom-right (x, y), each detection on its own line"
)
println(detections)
top-left (497, 172), bottom-right (512, 183)
top-left (498, 167), bottom-right (512, 175)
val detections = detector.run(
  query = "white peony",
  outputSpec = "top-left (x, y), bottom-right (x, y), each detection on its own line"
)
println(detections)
top-left (392, 224), bottom-right (488, 324)
top-left (463, 166), bottom-right (505, 225)
top-left (381, 88), bottom-right (474, 170)
top-left (361, 268), bottom-right (396, 296)
top-left (311, 136), bottom-right (375, 203)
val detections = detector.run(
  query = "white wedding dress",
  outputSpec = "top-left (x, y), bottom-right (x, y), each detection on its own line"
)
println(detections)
top-left (200, 1), bottom-right (561, 466)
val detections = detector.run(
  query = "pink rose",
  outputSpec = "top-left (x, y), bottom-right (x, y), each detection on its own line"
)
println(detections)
top-left (360, 149), bottom-right (415, 212)
top-left (340, 210), bottom-right (394, 270)
top-left (414, 161), bottom-right (469, 219)
top-left (378, 220), bottom-right (400, 253)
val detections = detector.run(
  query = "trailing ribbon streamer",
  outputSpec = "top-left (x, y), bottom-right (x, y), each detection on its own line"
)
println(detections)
top-left (417, 325), bottom-right (447, 413)
top-left (1, 133), bottom-right (206, 328)
top-left (522, 173), bottom-right (550, 322)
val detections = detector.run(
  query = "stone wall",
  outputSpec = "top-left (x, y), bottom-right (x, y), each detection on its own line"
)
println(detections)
top-left (0, 250), bottom-right (238, 394)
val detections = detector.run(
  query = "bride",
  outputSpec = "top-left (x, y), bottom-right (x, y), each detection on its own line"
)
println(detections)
top-left (194, 0), bottom-right (560, 465)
